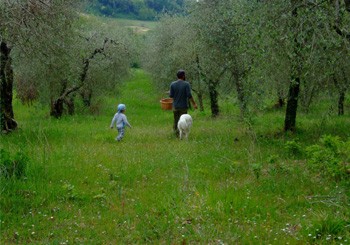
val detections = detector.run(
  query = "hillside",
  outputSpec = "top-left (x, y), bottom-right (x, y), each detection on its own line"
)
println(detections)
top-left (87, 0), bottom-right (187, 20)
top-left (79, 13), bottom-right (157, 33)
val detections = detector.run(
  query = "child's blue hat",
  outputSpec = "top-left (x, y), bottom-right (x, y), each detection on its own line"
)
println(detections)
top-left (117, 104), bottom-right (126, 112)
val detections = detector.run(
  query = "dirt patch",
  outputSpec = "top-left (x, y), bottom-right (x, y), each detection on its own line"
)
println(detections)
top-left (127, 25), bottom-right (150, 34)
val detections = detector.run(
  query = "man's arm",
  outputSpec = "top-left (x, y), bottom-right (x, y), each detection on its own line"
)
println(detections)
top-left (169, 83), bottom-right (174, 98)
top-left (187, 82), bottom-right (197, 109)
top-left (189, 97), bottom-right (198, 110)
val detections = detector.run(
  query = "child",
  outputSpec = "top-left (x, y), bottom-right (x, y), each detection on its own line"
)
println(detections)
top-left (110, 104), bottom-right (132, 141)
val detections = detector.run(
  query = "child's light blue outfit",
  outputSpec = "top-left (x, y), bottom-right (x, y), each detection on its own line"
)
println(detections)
top-left (110, 109), bottom-right (131, 141)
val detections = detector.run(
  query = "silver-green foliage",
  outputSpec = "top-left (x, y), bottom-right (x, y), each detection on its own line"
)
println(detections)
top-left (143, 0), bottom-right (350, 118)
top-left (1, 1), bottom-right (135, 110)
top-left (143, 1), bottom-right (269, 114)
top-left (257, 1), bottom-right (350, 112)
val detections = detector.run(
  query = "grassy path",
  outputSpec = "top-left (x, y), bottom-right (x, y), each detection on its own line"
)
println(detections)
top-left (1, 70), bottom-right (349, 244)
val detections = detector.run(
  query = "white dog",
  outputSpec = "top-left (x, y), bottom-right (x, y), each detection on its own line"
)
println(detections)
top-left (177, 114), bottom-right (193, 140)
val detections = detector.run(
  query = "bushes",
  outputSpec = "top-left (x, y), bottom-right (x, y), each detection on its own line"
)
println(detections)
top-left (0, 149), bottom-right (29, 179)
top-left (285, 135), bottom-right (349, 181)
top-left (285, 139), bottom-right (304, 158)
top-left (306, 135), bottom-right (349, 181)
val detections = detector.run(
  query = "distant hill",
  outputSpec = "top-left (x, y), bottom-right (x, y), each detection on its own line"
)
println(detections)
top-left (87, 0), bottom-right (187, 20)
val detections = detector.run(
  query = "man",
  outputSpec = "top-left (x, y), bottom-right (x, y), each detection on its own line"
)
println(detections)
top-left (169, 70), bottom-right (197, 137)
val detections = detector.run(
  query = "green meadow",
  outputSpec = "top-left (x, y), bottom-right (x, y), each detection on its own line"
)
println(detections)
top-left (1, 70), bottom-right (349, 244)
top-left (79, 14), bottom-right (157, 33)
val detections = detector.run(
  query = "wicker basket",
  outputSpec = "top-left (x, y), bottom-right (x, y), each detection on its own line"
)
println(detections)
top-left (160, 98), bottom-right (173, 110)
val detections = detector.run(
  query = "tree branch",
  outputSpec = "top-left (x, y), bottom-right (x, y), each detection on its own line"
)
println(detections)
top-left (333, 25), bottom-right (350, 42)
top-left (345, 0), bottom-right (350, 12)
top-left (59, 85), bottom-right (81, 100)
top-left (80, 38), bottom-right (110, 85)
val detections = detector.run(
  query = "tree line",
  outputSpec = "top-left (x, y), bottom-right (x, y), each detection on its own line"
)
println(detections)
top-left (0, 0), bottom-right (138, 132)
top-left (143, 0), bottom-right (350, 132)
top-left (89, 0), bottom-right (187, 20)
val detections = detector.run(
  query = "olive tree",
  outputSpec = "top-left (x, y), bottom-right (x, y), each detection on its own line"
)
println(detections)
top-left (72, 15), bottom-right (135, 110)
top-left (144, 0), bottom-right (350, 124)
top-left (183, 0), bottom-right (269, 118)
top-left (332, 0), bottom-right (350, 115)
top-left (256, 0), bottom-right (350, 131)
top-left (0, 40), bottom-right (16, 132)
top-left (47, 28), bottom-right (132, 118)
top-left (5, 5), bottom-right (134, 119)
top-left (0, 0), bottom-right (80, 132)
top-left (143, 15), bottom-right (208, 112)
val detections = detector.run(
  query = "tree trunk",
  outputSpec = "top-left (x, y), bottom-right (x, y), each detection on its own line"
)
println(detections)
top-left (0, 42), bottom-right (17, 133)
top-left (197, 92), bottom-right (204, 112)
top-left (284, 77), bottom-right (300, 131)
top-left (338, 91), bottom-right (345, 116)
top-left (234, 75), bottom-right (246, 117)
top-left (194, 55), bottom-right (205, 112)
top-left (50, 39), bottom-right (110, 118)
top-left (65, 96), bottom-right (75, 115)
top-left (278, 98), bottom-right (285, 107)
top-left (80, 88), bottom-right (92, 107)
top-left (284, 1), bottom-right (302, 132)
top-left (345, 0), bottom-right (350, 12)
top-left (273, 86), bottom-right (285, 108)
top-left (50, 98), bottom-right (64, 118)
top-left (208, 80), bottom-right (219, 117)
top-left (191, 88), bottom-right (205, 112)
top-left (50, 95), bottom-right (75, 117)
top-left (333, 73), bottom-right (347, 116)
top-left (50, 82), bottom-right (80, 118)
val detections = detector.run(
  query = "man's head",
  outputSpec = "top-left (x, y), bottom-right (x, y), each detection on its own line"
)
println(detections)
top-left (177, 70), bottom-right (186, 80)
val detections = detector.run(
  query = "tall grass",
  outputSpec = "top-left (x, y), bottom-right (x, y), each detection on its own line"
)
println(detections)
top-left (1, 69), bottom-right (349, 244)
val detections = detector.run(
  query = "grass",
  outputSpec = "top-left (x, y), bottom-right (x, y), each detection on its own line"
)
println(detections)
top-left (1, 69), bottom-right (349, 244)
